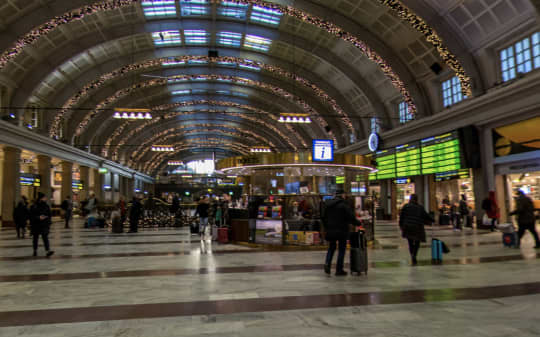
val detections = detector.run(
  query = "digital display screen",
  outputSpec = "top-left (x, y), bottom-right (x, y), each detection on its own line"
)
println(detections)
top-left (312, 139), bottom-right (334, 162)
top-left (20, 173), bottom-right (41, 187)
top-left (370, 131), bottom-right (463, 181)
top-left (395, 142), bottom-right (421, 177)
top-left (435, 169), bottom-right (470, 182)
top-left (72, 179), bottom-right (83, 190)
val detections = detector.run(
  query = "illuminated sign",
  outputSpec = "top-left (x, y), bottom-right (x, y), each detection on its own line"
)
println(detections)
top-left (335, 176), bottom-right (345, 184)
top-left (435, 169), bottom-right (470, 182)
top-left (312, 139), bottom-right (334, 162)
top-left (20, 173), bottom-right (41, 187)
top-left (420, 132), bottom-right (461, 175)
top-left (98, 168), bottom-right (108, 174)
top-left (72, 180), bottom-right (83, 190)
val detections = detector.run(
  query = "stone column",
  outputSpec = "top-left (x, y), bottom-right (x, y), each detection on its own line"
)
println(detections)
top-left (112, 173), bottom-right (120, 203)
top-left (92, 168), bottom-right (104, 201)
top-left (60, 161), bottom-right (73, 200)
top-left (1, 147), bottom-right (21, 227)
top-left (126, 178), bottom-right (134, 200)
top-left (37, 155), bottom-right (52, 201)
top-left (79, 166), bottom-right (90, 200)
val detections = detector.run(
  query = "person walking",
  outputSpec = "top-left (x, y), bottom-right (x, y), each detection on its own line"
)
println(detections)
top-left (510, 190), bottom-right (540, 248)
top-left (118, 196), bottom-right (127, 225)
top-left (459, 194), bottom-right (470, 228)
top-left (195, 196), bottom-right (210, 238)
top-left (61, 195), bottom-right (73, 229)
top-left (30, 192), bottom-right (54, 257)
top-left (399, 194), bottom-right (432, 266)
top-left (13, 195), bottom-right (30, 239)
top-left (171, 193), bottom-right (180, 215)
top-left (129, 196), bottom-right (143, 233)
top-left (322, 189), bottom-right (361, 276)
top-left (482, 191), bottom-right (499, 232)
top-left (247, 196), bottom-right (261, 243)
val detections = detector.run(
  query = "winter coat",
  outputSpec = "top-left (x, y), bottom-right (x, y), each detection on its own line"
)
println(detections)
top-left (321, 197), bottom-right (360, 241)
top-left (129, 199), bottom-right (143, 219)
top-left (30, 201), bottom-right (52, 235)
top-left (170, 197), bottom-right (180, 213)
top-left (459, 200), bottom-right (469, 215)
top-left (399, 202), bottom-right (432, 242)
top-left (13, 200), bottom-right (30, 225)
top-left (510, 195), bottom-right (536, 226)
top-left (482, 191), bottom-right (499, 219)
top-left (195, 202), bottom-right (210, 218)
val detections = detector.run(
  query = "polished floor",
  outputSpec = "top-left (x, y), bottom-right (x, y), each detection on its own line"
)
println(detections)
top-left (0, 218), bottom-right (539, 336)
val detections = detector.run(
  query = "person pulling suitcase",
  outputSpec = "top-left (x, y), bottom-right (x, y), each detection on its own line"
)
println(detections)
top-left (399, 194), bottom-right (433, 265)
top-left (322, 189), bottom-right (361, 276)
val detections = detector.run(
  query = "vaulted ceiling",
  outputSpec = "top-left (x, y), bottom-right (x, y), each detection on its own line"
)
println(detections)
top-left (0, 0), bottom-right (536, 175)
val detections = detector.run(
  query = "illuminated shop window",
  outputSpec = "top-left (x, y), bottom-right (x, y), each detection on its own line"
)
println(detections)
top-left (250, 5), bottom-right (282, 26)
top-left (152, 30), bottom-right (181, 46)
top-left (141, 0), bottom-right (177, 18)
top-left (217, 32), bottom-right (242, 47)
top-left (30, 107), bottom-right (39, 128)
top-left (399, 102), bottom-right (413, 124)
top-left (244, 34), bottom-right (272, 52)
top-left (500, 32), bottom-right (540, 82)
top-left (184, 30), bottom-right (209, 44)
top-left (442, 76), bottom-right (465, 107)
top-left (218, 1), bottom-right (248, 19)
top-left (180, 0), bottom-right (209, 16)
top-left (370, 117), bottom-right (380, 134)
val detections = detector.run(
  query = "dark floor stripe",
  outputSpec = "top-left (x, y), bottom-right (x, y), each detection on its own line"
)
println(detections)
top-left (0, 249), bottom-right (259, 261)
top-left (1, 282), bottom-right (539, 327)
top-left (0, 232), bottom-right (190, 241)
top-left (1, 252), bottom-right (537, 282)
top-left (0, 239), bottom-right (203, 248)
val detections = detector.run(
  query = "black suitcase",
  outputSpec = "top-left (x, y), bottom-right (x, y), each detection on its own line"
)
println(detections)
top-left (350, 231), bottom-right (368, 275)
top-left (112, 217), bottom-right (123, 233)
top-left (190, 222), bottom-right (199, 234)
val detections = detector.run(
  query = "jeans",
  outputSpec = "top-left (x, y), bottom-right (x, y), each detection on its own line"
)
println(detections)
top-left (518, 223), bottom-right (540, 246)
top-left (33, 232), bottom-right (50, 252)
top-left (325, 237), bottom-right (347, 272)
top-left (200, 217), bottom-right (208, 236)
top-left (407, 239), bottom-right (421, 260)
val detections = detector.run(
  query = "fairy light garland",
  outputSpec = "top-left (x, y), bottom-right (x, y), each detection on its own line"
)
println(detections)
top-left (376, 0), bottom-right (472, 96)
top-left (74, 74), bottom-right (335, 143)
top-left (3, 0), bottom-right (441, 127)
top-left (109, 105), bottom-right (301, 162)
top-left (49, 55), bottom-right (354, 138)
top-left (129, 126), bottom-right (276, 166)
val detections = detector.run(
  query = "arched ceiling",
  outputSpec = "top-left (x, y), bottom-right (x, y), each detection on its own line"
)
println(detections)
top-left (0, 0), bottom-right (536, 175)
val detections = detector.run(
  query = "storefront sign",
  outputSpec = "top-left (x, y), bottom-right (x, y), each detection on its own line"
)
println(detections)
top-left (20, 173), bottom-right (41, 187)
top-left (312, 139), bottom-right (334, 162)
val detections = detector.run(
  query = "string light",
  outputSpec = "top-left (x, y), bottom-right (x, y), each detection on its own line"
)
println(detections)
top-left (250, 147), bottom-right (272, 153)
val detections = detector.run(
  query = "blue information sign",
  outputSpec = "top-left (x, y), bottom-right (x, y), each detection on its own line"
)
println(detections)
top-left (312, 139), bottom-right (334, 162)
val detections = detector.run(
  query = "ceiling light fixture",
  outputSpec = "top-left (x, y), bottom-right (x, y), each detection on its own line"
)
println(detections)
top-left (250, 147), bottom-right (272, 153)
top-left (114, 108), bottom-right (152, 119)
top-left (278, 113), bottom-right (311, 124)
top-left (152, 145), bottom-right (175, 152)
top-left (168, 161), bottom-right (184, 165)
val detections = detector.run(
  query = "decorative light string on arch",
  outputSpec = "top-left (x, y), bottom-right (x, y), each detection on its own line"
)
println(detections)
top-left (108, 103), bottom-right (302, 161)
top-left (48, 55), bottom-right (354, 139)
top-left (1, 0), bottom-right (455, 126)
top-left (73, 74), bottom-right (335, 142)
top-left (129, 126), bottom-right (276, 166)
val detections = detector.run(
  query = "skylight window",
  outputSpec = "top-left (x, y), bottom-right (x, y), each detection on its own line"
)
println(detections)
top-left (142, 0), bottom-right (177, 18)
top-left (187, 59), bottom-right (208, 65)
top-left (244, 35), bottom-right (272, 52)
top-left (232, 92), bottom-right (248, 97)
top-left (216, 90), bottom-right (230, 95)
top-left (180, 0), bottom-right (209, 16)
top-left (218, 1), bottom-right (248, 19)
top-left (239, 63), bottom-right (260, 71)
top-left (217, 32), bottom-right (242, 47)
top-left (172, 90), bottom-right (190, 95)
top-left (217, 61), bottom-right (236, 67)
top-left (152, 30), bottom-right (181, 46)
top-left (192, 89), bottom-right (206, 94)
top-left (162, 59), bottom-right (185, 67)
top-left (184, 30), bottom-right (210, 45)
top-left (250, 5), bottom-right (283, 26)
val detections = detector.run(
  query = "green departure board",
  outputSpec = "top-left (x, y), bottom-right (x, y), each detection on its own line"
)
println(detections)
top-left (420, 132), bottom-right (461, 174)
top-left (370, 131), bottom-right (463, 181)
top-left (395, 142), bottom-right (421, 177)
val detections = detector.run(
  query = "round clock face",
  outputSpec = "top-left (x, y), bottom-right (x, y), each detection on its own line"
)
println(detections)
top-left (368, 133), bottom-right (379, 152)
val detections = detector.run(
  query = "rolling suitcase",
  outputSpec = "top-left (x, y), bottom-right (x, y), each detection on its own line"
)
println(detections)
top-left (190, 222), bottom-right (199, 235)
top-left (350, 231), bottom-right (368, 275)
top-left (431, 238), bottom-right (443, 264)
top-left (111, 216), bottom-right (123, 233)
top-left (218, 228), bottom-right (229, 243)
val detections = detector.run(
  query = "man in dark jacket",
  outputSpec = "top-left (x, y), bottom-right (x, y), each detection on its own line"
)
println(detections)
top-left (399, 194), bottom-right (432, 265)
top-left (61, 195), bottom-right (73, 229)
top-left (129, 196), bottom-right (143, 233)
top-left (322, 189), bottom-right (361, 276)
top-left (510, 190), bottom-right (540, 248)
top-left (30, 192), bottom-right (54, 257)
top-left (195, 196), bottom-right (210, 237)
top-left (247, 196), bottom-right (262, 243)
top-left (14, 196), bottom-right (30, 239)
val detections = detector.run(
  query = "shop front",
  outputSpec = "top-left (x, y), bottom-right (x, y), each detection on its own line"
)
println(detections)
top-left (217, 152), bottom-right (375, 245)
